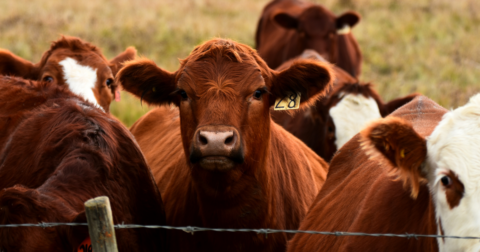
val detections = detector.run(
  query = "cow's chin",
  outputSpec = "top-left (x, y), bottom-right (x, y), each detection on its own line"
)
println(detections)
top-left (199, 156), bottom-right (236, 171)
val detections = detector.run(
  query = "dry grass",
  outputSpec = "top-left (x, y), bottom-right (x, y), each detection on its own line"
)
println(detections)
top-left (1, 0), bottom-right (479, 126)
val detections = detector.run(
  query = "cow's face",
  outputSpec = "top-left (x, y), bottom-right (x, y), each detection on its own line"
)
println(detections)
top-left (361, 94), bottom-right (480, 252)
top-left (273, 6), bottom-right (360, 65)
top-left (324, 83), bottom-right (382, 160)
top-left (325, 83), bottom-right (417, 161)
top-left (118, 39), bottom-right (333, 195)
top-left (425, 96), bottom-right (480, 252)
top-left (0, 36), bottom-right (136, 113)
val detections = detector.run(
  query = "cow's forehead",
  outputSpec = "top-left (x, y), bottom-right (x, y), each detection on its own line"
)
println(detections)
top-left (47, 49), bottom-right (108, 68)
top-left (427, 96), bottom-right (480, 190)
top-left (179, 56), bottom-right (264, 92)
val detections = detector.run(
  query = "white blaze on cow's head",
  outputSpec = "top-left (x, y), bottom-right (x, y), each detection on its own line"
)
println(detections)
top-left (329, 91), bottom-right (382, 149)
top-left (361, 94), bottom-right (480, 252)
top-left (59, 57), bottom-right (99, 108)
top-left (0, 36), bottom-right (136, 113)
top-left (324, 83), bottom-right (417, 160)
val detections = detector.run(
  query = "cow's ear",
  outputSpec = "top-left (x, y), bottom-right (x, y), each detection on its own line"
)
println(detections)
top-left (273, 12), bottom-right (299, 30)
top-left (383, 93), bottom-right (420, 116)
top-left (116, 59), bottom-right (178, 106)
top-left (336, 11), bottom-right (361, 29)
top-left (109, 46), bottom-right (137, 76)
top-left (269, 59), bottom-right (334, 108)
top-left (0, 49), bottom-right (39, 79)
top-left (360, 117), bottom-right (427, 199)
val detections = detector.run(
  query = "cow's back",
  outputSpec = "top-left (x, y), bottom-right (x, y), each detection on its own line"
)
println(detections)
top-left (288, 96), bottom-right (446, 251)
top-left (0, 77), bottom-right (167, 251)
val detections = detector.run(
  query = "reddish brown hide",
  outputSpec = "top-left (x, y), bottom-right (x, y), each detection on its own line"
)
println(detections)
top-left (118, 38), bottom-right (332, 252)
top-left (286, 96), bottom-right (446, 252)
top-left (255, 0), bottom-right (362, 77)
top-left (273, 50), bottom-right (418, 162)
top-left (0, 36), bottom-right (136, 112)
top-left (0, 76), bottom-right (166, 252)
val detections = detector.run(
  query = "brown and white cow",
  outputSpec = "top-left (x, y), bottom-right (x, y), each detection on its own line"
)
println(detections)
top-left (0, 76), bottom-right (166, 251)
top-left (255, 0), bottom-right (362, 77)
top-left (0, 36), bottom-right (136, 113)
top-left (273, 51), bottom-right (418, 161)
top-left (117, 38), bottom-right (332, 252)
top-left (287, 96), bottom-right (445, 251)
top-left (361, 94), bottom-right (480, 252)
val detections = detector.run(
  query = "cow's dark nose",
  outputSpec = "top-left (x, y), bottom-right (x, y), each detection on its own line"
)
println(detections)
top-left (190, 125), bottom-right (244, 171)
top-left (198, 131), bottom-right (236, 152)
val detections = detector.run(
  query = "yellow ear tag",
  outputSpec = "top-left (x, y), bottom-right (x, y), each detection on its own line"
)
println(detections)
top-left (274, 92), bottom-right (301, 111)
top-left (337, 24), bottom-right (351, 35)
top-left (400, 149), bottom-right (405, 158)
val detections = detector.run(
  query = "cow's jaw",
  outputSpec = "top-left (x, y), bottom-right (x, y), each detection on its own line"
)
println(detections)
top-left (59, 57), bottom-right (102, 111)
top-left (329, 93), bottom-right (381, 149)
top-left (425, 94), bottom-right (480, 252)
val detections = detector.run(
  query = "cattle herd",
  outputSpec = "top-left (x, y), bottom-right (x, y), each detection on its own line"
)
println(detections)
top-left (0, 0), bottom-right (477, 251)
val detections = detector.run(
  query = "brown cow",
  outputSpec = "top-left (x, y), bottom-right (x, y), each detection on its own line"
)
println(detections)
top-left (0, 76), bottom-right (166, 251)
top-left (287, 96), bottom-right (446, 251)
top-left (0, 36), bottom-right (136, 113)
top-left (273, 51), bottom-right (418, 162)
top-left (117, 38), bottom-right (332, 252)
top-left (255, 0), bottom-right (362, 77)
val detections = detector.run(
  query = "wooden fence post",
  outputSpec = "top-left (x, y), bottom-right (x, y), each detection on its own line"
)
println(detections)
top-left (85, 196), bottom-right (119, 252)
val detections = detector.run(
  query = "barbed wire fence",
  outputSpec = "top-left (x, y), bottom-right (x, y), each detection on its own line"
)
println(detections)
top-left (3, 196), bottom-right (480, 252)
top-left (2, 222), bottom-right (480, 240)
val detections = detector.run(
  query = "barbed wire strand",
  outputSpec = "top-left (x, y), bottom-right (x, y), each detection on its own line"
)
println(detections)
top-left (0, 222), bottom-right (479, 240)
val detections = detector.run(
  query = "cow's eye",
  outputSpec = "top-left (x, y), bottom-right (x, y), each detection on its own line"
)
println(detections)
top-left (179, 90), bottom-right (188, 100)
top-left (253, 90), bottom-right (263, 100)
top-left (441, 176), bottom-right (452, 187)
top-left (106, 78), bottom-right (113, 87)
top-left (43, 76), bottom-right (54, 83)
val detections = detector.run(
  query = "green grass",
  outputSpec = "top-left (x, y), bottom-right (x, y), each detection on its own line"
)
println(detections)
top-left (1, 0), bottom-right (479, 126)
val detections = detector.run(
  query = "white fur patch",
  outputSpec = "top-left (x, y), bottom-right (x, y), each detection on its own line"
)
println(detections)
top-left (329, 93), bottom-right (382, 149)
top-left (425, 93), bottom-right (480, 251)
top-left (59, 57), bottom-right (101, 110)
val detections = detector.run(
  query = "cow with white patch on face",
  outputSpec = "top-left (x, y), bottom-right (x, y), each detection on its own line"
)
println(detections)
top-left (322, 82), bottom-right (419, 160)
top-left (361, 94), bottom-right (480, 251)
top-left (0, 36), bottom-right (136, 112)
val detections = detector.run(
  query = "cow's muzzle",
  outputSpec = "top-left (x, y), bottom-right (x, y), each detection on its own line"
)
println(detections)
top-left (190, 125), bottom-right (244, 171)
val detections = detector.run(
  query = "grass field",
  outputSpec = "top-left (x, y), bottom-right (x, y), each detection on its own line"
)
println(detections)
top-left (1, 0), bottom-right (479, 126)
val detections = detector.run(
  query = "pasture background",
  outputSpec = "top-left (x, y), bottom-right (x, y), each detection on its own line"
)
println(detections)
top-left (1, 0), bottom-right (479, 126)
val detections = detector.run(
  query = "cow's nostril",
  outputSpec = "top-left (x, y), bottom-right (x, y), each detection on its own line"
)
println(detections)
top-left (200, 135), bottom-right (208, 145)
top-left (225, 136), bottom-right (234, 145)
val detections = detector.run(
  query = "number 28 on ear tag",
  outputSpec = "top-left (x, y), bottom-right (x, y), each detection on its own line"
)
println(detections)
top-left (274, 92), bottom-right (301, 110)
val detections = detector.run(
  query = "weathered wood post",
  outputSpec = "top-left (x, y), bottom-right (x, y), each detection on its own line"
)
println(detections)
top-left (85, 196), bottom-right (119, 252)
